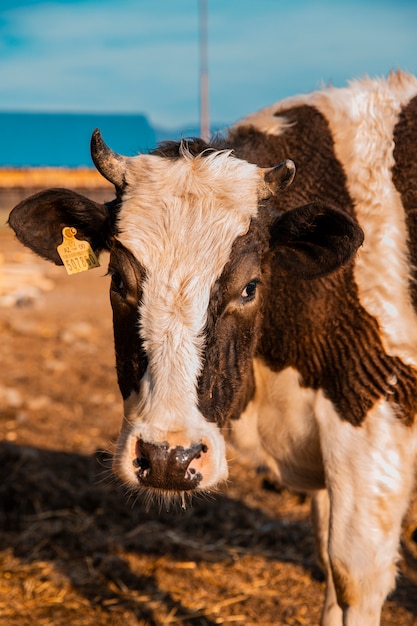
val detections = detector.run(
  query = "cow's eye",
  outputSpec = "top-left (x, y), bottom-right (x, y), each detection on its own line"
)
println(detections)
top-left (241, 280), bottom-right (259, 303)
top-left (110, 270), bottom-right (126, 296)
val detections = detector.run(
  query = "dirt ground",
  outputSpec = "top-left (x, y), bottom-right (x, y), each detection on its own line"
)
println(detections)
top-left (1, 227), bottom-right (417, 626)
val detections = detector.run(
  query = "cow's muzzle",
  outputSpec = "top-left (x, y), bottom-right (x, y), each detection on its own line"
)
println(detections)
top-left (133, 438), bottom-right (208, 490)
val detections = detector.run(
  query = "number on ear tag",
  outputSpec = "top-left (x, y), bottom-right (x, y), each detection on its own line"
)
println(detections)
top-left (57, 227), bottom-right (100, 275)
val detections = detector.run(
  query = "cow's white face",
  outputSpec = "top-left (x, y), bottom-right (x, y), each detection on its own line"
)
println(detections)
top-left (110, 148), bottom-right (268, 493)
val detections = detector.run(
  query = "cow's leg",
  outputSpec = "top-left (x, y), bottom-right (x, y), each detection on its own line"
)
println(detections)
top-left (311, 489), bottom-right (343, 626)
top-left (315, 396), bottom-right (416, 626)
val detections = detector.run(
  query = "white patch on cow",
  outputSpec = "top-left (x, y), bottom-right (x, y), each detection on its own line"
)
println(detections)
top-left (231, 363), bottom-right (324, 492)
top-left (113, 147), bottom-right (265, 489)
top-left (314, 391), bottom-right (417, 616)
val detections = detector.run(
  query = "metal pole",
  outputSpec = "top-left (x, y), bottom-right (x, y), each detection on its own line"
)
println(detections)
top-left (199, 0), bottom-right (210, 142)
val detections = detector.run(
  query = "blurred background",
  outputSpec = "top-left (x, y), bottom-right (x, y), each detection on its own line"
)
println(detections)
top-left (0, 0), bottom-right (416, 167)
top-left (1, 0), bottom-right (416, 225)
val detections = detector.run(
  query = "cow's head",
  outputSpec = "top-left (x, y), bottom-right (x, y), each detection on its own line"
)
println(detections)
top-left (8, 130), bottom-right (363, 498)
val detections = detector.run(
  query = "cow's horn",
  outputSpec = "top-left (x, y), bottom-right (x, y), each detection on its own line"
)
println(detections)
top-left (90, 128), bottom-right (127, 188)
top-left (260, 159), bottom-right (296, 198)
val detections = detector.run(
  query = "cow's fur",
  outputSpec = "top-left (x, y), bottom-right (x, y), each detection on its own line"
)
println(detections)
top-left (8, 70), bottom-right (417, 625)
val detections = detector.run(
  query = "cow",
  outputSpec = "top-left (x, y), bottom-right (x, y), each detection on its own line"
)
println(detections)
top-left (8, 70), bottom-right (417, 625)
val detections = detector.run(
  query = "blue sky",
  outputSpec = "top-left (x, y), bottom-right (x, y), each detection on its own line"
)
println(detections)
top-left (0, 0), bottom-right (416, 131)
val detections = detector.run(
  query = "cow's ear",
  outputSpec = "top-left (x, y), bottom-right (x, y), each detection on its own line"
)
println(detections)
top-left (270, 202), bottom-right (364, 278)
top-left (8, 188), bottom-right (113, 266)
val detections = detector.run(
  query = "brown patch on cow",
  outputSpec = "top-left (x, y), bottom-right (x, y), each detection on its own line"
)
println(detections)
top-left (197, 220), bottom-right (270, 425)
top-left (258, 263), bottom-right (417, 426)
top-left (392, 95), bottom-right (417, 312)
top-left (108, 241), bottom-right (148, 399)
top-left (229, 104), bottom-right (355, 217)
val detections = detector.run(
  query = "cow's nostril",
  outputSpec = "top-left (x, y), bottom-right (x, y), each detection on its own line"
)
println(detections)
top-left (133, 456), bottom-right (150, 471)
top-left (195, 444), bottom-right (208, 460)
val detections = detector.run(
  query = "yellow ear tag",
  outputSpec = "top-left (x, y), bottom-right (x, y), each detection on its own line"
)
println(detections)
top-left (57, 227), bottom-right (100, 275)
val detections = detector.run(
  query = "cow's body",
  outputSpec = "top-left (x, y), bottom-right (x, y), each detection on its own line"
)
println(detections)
top-left (9, 71), bottom-right (417, 625)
